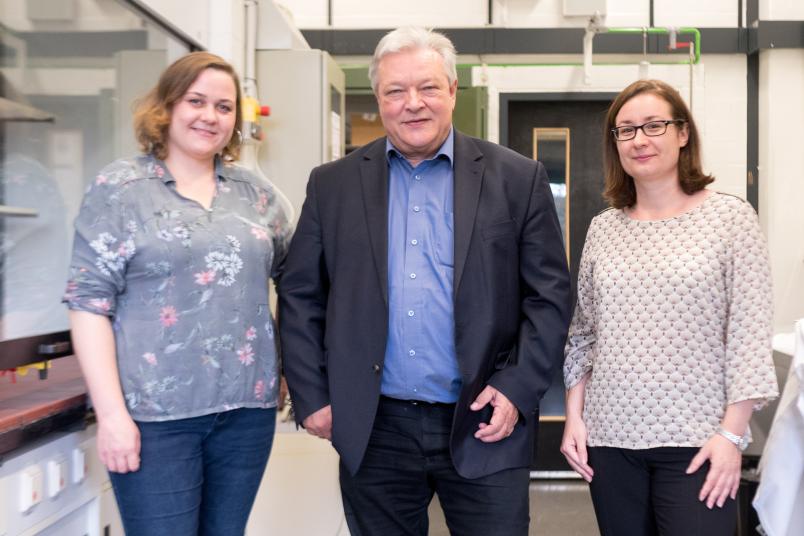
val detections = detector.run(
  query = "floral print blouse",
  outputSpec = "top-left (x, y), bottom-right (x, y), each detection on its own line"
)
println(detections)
top-left (64, 154), bottom-right (292, 422)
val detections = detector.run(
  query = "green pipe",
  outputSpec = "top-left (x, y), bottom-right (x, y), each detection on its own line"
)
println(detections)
top-left (342, 26), bottom-right (702, 81)
top-left (605, 27), bottom-right (701, 64)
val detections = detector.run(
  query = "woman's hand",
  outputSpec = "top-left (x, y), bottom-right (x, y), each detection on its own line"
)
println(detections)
top-left (560, 415), bottom-right (594, 482)
top-left (97, 410), bottom-right (141, 474)
top-left (686, 434), bottom-right (742, 508)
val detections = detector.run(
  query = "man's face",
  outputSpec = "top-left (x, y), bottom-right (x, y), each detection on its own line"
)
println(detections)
top-left (375, 47), bottom-right (457, 165)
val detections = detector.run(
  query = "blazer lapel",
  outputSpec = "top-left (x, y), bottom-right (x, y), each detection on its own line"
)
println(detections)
top-left (453, 132), bottom-right (484, 299)
top-left (360, 140), bottom-right (390, 308)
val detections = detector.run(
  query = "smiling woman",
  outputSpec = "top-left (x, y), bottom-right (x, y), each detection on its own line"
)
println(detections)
top-left (133, 52), bottom-right (243, 163)
top-left (167, 69), bottom-right (237, 165)
top-left (63, 51), bottom-right (292, 536)
top-left (561, 79), bottom-right (778, 536)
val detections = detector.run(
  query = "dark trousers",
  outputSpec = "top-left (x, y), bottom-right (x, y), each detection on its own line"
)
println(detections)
top-left (109, 407), bottom-right (275, 536)
top-left (340, 396), bottom-right (530, 536)
top-left (587, 446), bottom-right (737, 536)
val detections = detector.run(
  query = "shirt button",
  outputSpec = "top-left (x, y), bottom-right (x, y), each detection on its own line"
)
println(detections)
top-left (411, 239), bottom-right (418, 246)
top-left (413, 388), bottom-right (418, 393)
top-left (413, 206), bottom-right (420, 212)
top-left (407, 310), bottom-right (415, 317)
top-left (409, 273), bottom-right (416, 279)
top-left (409, 350), bottom-right (416, 356)
top-left (414, 175), bottom-right (422, 181)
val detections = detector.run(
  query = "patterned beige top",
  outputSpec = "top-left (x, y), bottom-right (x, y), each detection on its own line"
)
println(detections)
top-left (564, 192), bottom-right (778, 449)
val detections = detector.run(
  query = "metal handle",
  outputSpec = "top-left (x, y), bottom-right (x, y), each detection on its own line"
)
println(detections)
top-left (38, 341), bottom-right (72, 355)
top-left (0, 205), bottom-right (39, 217)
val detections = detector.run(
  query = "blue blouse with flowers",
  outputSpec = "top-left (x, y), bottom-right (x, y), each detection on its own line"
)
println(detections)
top-left (64, 154), bottom-right (292, 422)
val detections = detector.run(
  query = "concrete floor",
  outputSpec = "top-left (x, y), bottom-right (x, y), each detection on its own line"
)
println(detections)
top-left (248, 429), bottom-right (600, 535)
top-left (428, 480), bottom-right (600, 536)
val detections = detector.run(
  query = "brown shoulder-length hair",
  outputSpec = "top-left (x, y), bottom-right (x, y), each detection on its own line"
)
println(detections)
top-left (603, 79), bottom-right (713, 209)
top-left (133, 51), bottom-right (242, 161)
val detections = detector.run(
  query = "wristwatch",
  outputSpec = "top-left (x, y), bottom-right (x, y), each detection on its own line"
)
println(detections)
top-left (716, 427), bottom-right (749, 451)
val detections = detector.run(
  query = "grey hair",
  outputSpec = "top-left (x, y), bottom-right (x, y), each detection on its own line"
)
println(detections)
top-left (368, 26), bottom-right (457, 93)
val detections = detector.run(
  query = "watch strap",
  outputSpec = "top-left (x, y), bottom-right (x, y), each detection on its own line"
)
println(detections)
top-left (716, 426), bottom-right (748, 451)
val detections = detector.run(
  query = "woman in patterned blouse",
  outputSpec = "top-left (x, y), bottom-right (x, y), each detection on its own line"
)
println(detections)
top-left (561, 79), bottom-right (778, 535)
top-left (64, 52), bottom-right (292, 535)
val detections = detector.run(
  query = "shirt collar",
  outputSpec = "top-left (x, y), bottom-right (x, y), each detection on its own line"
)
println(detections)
top-left (385, 127), bottom-right (454, 167)
top-left (147, 153), bottom-right (228, 184)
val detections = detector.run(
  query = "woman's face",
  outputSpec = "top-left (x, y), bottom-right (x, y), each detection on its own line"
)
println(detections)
top-left (614, 92), bottom-right (689, 186)
top-left (167, 68), bottom-right (237, 163)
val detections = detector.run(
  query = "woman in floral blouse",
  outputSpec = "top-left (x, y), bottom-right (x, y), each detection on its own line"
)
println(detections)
top-left (64, 52), bottom-right (292, 535)
top-left (560, 80), bottom-right (778, 535)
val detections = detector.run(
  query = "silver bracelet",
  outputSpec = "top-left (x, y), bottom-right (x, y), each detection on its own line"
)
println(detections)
top-left (716, 426), bottom-right (748, 451)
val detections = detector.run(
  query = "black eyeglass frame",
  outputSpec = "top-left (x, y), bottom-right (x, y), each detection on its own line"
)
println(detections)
top-left (611, 119), bottom-right (687, 141)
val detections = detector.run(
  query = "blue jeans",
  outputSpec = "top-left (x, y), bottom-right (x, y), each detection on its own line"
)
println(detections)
top-left (109, 407), bottom-right (276, 536)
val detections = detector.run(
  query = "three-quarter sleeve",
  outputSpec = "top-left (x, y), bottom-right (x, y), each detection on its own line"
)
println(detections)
top-left (723, 200), bottom-right (779, 405)
top-left (63, 174), bottom-right (135, 317)
top-left (563, 219), bottom-right (598, 389)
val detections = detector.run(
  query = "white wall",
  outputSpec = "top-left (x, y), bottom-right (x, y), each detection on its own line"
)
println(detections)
top-left (698, 55), bottom-right (747, 199)
top-left (276, 0), bottom-right (328, 28)
top-left (279, 0), bottom-right (746, 29)
top-left (758, 49), bottom-right (804, 332)
top-left (333, 0), bottom-right (487, 28)
top-left (207, 1), bottom-right (246, 76)
top-left (474, 55), bottom-right (746, 198)
top-left (654, 0), bottom-right (739, 27)
top-left (491, 0), bottom-right (645, 28)
top-left (760, 0), bottom-right (804, 20)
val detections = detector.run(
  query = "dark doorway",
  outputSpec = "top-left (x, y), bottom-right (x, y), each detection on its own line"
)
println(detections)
top-left (501, 93), bottom-right (615, 474)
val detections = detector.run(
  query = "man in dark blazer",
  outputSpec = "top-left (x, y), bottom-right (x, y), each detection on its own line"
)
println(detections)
top-left (279, 26), bottom-right (571, 536)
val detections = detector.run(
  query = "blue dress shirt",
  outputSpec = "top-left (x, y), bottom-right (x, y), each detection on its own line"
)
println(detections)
top-left (381, 130), bottom-right (462, 403)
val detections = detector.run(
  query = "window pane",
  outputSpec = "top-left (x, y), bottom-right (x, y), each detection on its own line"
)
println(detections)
top-left (0, 0), bottom-right (190, 342)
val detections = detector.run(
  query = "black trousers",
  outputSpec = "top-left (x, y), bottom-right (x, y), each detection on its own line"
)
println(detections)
top-left (340, 396), bottom-right (530, 536)
top-left (587, 446), bottom-right (738, 536)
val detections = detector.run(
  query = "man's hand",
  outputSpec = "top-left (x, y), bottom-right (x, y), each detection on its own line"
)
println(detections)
top-left (686, 433), bottom-right (742, 509)
top-left (303, 404), bottom-right (333, 440)
top-left (470, 385), bottom-right (519, 443)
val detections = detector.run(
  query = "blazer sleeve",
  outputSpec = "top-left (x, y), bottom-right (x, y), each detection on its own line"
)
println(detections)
top-left (488, 161), bottom-right (572, 415)
top-left (277, 168), bottom-right (331, 424)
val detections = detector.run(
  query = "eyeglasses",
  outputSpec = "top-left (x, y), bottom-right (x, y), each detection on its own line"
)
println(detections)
top-left (611, 119), bottom-right (686, 141)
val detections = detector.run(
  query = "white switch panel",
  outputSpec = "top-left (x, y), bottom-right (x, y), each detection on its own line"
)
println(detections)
top-left (72, 448), bottom-right (87, 484)
top-left (563, 0), bottom-right (606, 16)
top-left (18, 466), bottom-right (43, 513)
top-left (47, 459), bottom-right (67, 498)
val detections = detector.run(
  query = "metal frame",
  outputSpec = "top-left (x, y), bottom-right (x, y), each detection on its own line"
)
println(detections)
top-left (747, 52), bottom-right (759, 211)
top-left (533, 127), bottom-right (571, 261)
top-left (123, 0), bottom-right (202, 51)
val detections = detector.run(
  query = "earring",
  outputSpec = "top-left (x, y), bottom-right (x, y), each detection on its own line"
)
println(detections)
top-left (235, 129), bottom-right (243, 145)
